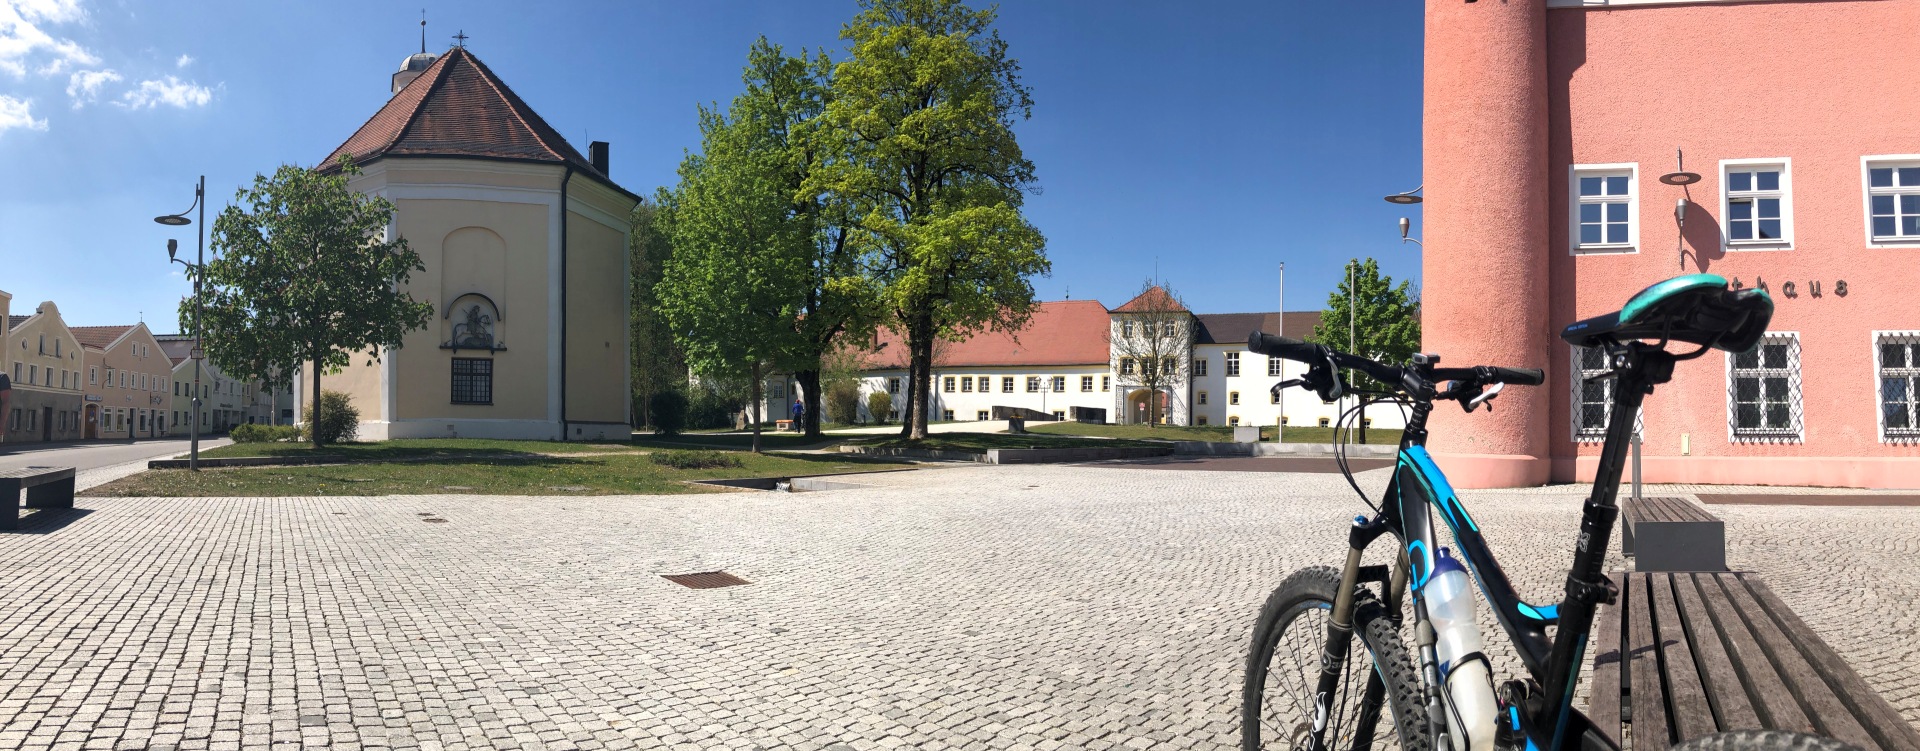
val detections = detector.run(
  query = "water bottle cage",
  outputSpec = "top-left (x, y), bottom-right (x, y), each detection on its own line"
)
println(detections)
top-left (1440, 650), bottom-right (1495, 751)
top-left (1438, 650), bottom-right (1491, 686)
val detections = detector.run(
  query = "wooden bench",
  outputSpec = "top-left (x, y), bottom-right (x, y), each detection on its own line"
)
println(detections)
top-left (1587, 572), bottom-right (1920, 751)
top-left (1623, 496), bottom-right (1726, 572)
top-left (0, 466), bottom-right (76, 531)
top-left (775, 420), bottom-right (793, 431)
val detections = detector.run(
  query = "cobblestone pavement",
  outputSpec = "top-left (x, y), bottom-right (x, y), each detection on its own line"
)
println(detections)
top-left (0, 464), bottom-right (1914, 750)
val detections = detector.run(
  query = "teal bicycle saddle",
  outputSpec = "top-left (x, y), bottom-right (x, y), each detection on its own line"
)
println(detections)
top-left (1560, 274), bottom-right (1774, 354)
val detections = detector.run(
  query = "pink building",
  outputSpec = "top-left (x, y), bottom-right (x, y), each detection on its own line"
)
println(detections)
top-left (1423, 0), bottom-right (1920, 489)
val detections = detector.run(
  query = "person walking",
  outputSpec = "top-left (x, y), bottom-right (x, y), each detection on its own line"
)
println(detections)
top-left (790, 399), bottom-right (805, 432)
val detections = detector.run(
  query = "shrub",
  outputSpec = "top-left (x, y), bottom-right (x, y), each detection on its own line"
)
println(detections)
top-left (686, 391), bottom-right (737, 430)
top-left (648, 390), bottom-right (689, 435)
top-left (825, 382), bottom-right (861, 425)
top-left (866, 391), bottom-right (893, 425)
top-left (649, 449), bottom-right (742, 470)
top-left (304, 390), bottom-right (360, 445)
top-left (230, 423), bottom-right (300, 443)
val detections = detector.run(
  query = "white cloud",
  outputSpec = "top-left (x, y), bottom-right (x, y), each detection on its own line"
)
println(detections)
top-left (117, 75), bottom-right (212, 110)
top-left (174, 53), bottom-right (191, 68)
top-left (0, 0), bottom-right (96, 77)
top-left (64, 66), bottom-right (115, 107)
top-left (0, 94), bottom-right (48, 134)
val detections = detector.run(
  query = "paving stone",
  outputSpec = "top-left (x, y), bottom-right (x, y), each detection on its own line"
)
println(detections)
top-left (0, 465), bottom-right (1913, 748)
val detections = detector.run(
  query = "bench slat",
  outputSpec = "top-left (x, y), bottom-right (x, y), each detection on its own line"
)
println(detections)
top-left (1587, 572), bottom-right (1626, 746)
top-left (1628, 573), bottom-right (1674, 751)
top-left (1651, 573), bottom-right (1719, 742)
top-left (1721, 575), bottom-right (1878, 750)
top-left (1694, 574), bottom-right (1817, 733)
top-left (1673, 573), bottom-right (1763, 731)
top-left (1742, 578), bottom-right (1920, 751)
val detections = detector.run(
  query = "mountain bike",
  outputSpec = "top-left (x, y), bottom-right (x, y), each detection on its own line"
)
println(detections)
top-left (1237, 274), bottom-right (1849, 751)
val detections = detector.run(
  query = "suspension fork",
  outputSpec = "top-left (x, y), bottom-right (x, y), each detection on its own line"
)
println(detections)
top-left (1349, 550), bottom-right (1412, 751)
top-left (1310, 515), bottom-right (1396, 751)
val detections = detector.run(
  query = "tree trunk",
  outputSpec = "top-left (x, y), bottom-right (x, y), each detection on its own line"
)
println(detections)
top-left (798, 369), bottom-right (822, 438)
top-left (310, 361), bottom-right (323, 449)
top-left (906, 314), bottom-right (934, 441)
top-left (897, 366), bottom-right (916, 439)
top-left (750, 363), bottom-right (763, 454)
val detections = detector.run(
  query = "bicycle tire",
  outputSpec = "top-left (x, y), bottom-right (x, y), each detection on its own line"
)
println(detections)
top-left (1243, 566), bottom-right (1431, 751)
top-left (1672, 731), bottom-right (1865, 751)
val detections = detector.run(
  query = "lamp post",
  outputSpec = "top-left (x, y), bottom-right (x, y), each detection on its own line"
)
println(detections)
top-left (156, 176), bottom-right (205, 472)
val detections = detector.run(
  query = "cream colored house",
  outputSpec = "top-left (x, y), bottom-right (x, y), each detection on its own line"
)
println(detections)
top-left (158, 335), bottom-right (256, 434)
top-left (76, 323), bottom-right (173, 440)
top-left (301, 46), bottom-right (638, 441)
top-left (3, 297), bottom-right (86, 444)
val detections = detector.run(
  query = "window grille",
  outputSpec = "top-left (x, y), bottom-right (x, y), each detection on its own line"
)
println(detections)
top-left (1727, 333), bottom-right (1801, 442)
top-left (1878, 332), bottom-right (1920, 441)
top-left (451, 358), bottom-right (493, 405)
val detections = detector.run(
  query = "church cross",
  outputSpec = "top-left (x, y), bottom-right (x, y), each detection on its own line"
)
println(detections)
top-left (452, 30), bottom-right (468, 48)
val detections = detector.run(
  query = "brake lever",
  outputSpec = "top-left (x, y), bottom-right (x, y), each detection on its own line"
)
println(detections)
top-left (1465, 382), bottom-right (1505, 413)
top-left (1270, 379), bottom-right (1303, 400)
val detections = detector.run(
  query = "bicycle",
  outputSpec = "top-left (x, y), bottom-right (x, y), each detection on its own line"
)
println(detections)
top-left (1237, 274), bottom-right (1855, 751)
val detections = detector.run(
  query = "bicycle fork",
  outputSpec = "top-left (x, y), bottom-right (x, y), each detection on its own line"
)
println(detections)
top-left (1308, 516), bottom-right (1401, 751)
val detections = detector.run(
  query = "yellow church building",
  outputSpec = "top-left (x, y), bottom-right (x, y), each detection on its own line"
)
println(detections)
top-left (301, 45), bottom-right (638, 441)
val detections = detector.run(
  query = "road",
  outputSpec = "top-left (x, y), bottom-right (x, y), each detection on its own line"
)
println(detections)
top-left (0, 437), bottom-right (230, 475)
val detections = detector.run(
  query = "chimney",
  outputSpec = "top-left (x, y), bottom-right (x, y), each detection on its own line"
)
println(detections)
top-left (588, 141), bottom-right (610, 174)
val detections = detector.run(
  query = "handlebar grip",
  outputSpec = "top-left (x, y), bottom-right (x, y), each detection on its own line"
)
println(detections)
top-left (1490, 366), bottom-right (1545, 386)
top-left (1247, 331), bottom-right (1325, 363)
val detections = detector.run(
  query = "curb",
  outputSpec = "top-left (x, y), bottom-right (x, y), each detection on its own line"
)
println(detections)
top-left (1169, 441), bottom-right (1399, 458)
top-left (147, 456), bottom-right (349, 470)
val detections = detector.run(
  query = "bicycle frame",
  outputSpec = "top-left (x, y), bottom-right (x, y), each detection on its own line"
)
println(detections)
top-left (1306, 343), bottom-right (1673, 751)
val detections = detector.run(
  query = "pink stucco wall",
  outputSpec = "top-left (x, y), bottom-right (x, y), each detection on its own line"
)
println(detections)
top-left (1422, 0), bottom-right (1555, 488)
top-left (1426, 0), bottom-right (1920, 488)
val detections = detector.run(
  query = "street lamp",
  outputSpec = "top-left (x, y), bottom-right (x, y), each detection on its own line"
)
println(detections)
top-left (156, 176), bottom-right (205, 471)
top-left (1383, 185), bottom-right (1423, 205)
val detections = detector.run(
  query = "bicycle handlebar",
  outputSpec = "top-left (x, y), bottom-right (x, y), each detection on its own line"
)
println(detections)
top-left (1246, 330), bottom-right (1544, 401)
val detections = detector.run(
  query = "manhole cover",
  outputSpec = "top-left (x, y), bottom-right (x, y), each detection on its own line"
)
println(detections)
top-left (422, 518), bottom-right (448, 524)
top-left (661, 571), bottom-right (749, 589)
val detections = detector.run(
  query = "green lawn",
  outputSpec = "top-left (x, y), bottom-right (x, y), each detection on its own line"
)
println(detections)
top-left (85, 448), bottom-right (907, 497)
top-left (202, 438), bottom-right (634, 459)
top-left (1024, 421), bottom-right (1403, 445)
top-left (630, 433), bottom-right (842, 450)
top-left (847, 431), bottom-right (1157, 454)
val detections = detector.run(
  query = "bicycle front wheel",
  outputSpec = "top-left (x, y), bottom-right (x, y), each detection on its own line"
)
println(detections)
top-left (1242, 566), bottom-right (1430, 751)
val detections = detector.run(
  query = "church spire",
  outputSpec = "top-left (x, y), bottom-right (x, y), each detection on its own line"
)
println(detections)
top-left (420, 9), bottom-right (427, 54)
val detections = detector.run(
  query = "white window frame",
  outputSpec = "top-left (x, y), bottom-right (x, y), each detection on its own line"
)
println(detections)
top-left (1726, 331), bottom-right (1803, 443)
top-left (1026, 376), bottom-right (1041, 393)
top-left (1229, 391), bottom-right (1240, 405)
top-left (1080, 375), bottom-right (1094, 392)
top-left (942, 376), bottom-right (955, 393)
top-left (1875, 330), bottom-right (1920, 443)
top-left (1569, 163), bottom-right (1639, 255)
top-left (1101, 375), bottom-right (1111, 392)
top-left (1862, 155), bottom-right (1920, 248)
top-left (1001, 376), bottom-right (1014, 394)
top-left (1267, 357), bottom-right (1282, 377)
top-left (1192, 357), bottom-right (1207, 376)
top-left (1051, 376), bottom-right (1066, 393)
top-left (976, 410), bottom-right (990, 421)
top-left (1197, 391), bottom-right (1208, 405)
top-left (1225, 352), bottom-right (1240, 377)
top-left (1721, 158), bottom-right (1793, 251)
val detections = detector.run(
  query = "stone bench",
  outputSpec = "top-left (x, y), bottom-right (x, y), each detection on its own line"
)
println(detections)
top-left (1588, 572), bottom-right (1920, 751)
top-left (1622, 496), bottom-right (1725, 572)
top-left (0, 466), bottom-right (76, 531)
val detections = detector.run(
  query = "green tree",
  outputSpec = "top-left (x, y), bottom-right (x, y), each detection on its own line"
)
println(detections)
top-left (1309, 258), bottom-right (1420, 441)
top-left (191, 158), bottom-right (433, 448)
top-left (628, 200), bottom-right (686, 430)
top-left (810, 0), bottom-right (1049, 440)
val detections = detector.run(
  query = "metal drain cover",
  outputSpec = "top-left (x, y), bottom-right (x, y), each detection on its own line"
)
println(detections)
top-left (662, 571), bottom-right (749, 589)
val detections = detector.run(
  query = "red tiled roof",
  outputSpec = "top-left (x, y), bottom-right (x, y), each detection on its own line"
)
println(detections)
top-left (318, 48), bottom-right (635, 200)
top-left (860, 300), bottom-right (1114, 369)
top-left (69, 325), bottom-right (136, 350)
top-left (1110, 286), bottom-right (1188, 313)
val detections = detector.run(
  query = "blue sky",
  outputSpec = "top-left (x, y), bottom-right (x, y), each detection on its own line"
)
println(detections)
top-left (0, 0), bottom-right (1423, 330)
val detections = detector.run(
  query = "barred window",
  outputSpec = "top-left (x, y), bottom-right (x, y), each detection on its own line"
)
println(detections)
top-left (1572, 346), bottom-right (1613, 440)
top-left (1878, 332), bottom-right (1920, 441)
top-left (451, 358), bottom-right (493, 405)
top-left (1728, 333), bottom-right (1801, 441)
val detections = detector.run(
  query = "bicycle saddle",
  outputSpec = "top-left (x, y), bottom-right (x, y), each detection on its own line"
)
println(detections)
top-left (1559, 274), bottom-right (1774, 353)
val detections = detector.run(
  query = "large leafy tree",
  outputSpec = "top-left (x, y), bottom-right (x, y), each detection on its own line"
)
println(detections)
top-left (810, 0), bottom-right (1048, 440)
top-left (628, 200), bottom-right (686, 430)
top-left (1309, 257), bottom-right (1420, 440)
top-left (192, 158), bottom-right (434, 447)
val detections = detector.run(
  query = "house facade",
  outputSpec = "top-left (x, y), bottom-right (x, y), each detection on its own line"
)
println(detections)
top-left (158, 336), bottom-right (253, 434)
top-left (76, 323), bottom-right (173, 440)
top-left (1423, 0), bottom-right (1920, 488)
top-left (779, 290), bottom-right (1405, 432)
top-left (304, 46), bottom-right (637, 442)
top-left (2, 297), bottom-right (86, 444)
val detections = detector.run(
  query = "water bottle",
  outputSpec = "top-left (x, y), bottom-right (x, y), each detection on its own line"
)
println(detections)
top-left (1424, 547), bottom-right (1496, 751)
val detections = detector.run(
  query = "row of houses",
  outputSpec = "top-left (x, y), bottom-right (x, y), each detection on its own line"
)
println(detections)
top-left (0, 289), bottom-right (287, 446)
top-left (759, 291), bottom-right (1405, 433)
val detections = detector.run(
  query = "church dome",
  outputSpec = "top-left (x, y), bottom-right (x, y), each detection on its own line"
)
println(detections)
top-left (398, 52), bottom-right (438, 73)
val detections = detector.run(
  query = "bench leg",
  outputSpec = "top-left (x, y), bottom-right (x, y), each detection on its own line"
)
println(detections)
top-left (23, 479), bottom-right (74, 510)
top-left (0, 491), bottom-right (16, 531)
top-left (1622, 521), bottom-right (1636, 557)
